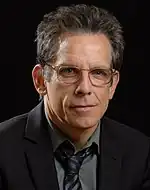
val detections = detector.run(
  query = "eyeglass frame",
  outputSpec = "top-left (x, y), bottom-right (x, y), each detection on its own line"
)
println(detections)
top-left (44, 63), bottom-right (117, 87)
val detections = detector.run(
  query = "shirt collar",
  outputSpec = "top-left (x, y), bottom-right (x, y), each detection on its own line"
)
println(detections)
top-left (44, 108), bottom-right (100, 154)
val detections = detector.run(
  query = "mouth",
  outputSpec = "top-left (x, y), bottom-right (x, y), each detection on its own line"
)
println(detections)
top-left (70, 105), bottom-right (96, 112)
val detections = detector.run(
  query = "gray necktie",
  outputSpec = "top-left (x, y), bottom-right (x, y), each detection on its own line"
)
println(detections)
top-left (55, 140), bottom-right (94, 190)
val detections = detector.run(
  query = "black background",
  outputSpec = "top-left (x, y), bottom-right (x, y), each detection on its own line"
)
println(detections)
top-left (0, 1), bottom-right (149, 136)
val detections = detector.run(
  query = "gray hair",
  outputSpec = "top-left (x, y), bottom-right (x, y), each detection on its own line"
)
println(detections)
top-left (35, 4), bottom-right (124, 71)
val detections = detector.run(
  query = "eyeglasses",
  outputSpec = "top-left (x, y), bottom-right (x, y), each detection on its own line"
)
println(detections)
top-left (48, 64), bottom-right (116, 87)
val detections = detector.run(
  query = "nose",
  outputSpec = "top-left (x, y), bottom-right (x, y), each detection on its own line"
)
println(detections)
top-left (74, 71), bottom-right (92, 96)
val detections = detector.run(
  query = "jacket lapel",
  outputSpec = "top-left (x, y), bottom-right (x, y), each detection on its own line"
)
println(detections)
top-left (23, 101), bottom-right (59, 190)
top-left (23, 101), bottom-right (123, 190)
top-left (98, 117), bottom-right (123, 190)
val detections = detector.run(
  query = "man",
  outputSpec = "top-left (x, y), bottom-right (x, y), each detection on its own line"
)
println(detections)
top-left (0, 4), bottom-right (149, 190)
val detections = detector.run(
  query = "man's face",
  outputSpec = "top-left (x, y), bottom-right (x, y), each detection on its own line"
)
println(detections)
top-left (43, 34), bottom-right (119, 129)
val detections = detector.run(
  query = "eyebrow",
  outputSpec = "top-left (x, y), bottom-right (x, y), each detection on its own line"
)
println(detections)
top-left (58, 63), bottom-right (111, 70)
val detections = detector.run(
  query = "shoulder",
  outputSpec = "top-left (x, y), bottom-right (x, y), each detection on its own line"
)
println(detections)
top-left (0, 113), bottom-right (28, 142)
top-left (102, 116), bottom-right (150, 149)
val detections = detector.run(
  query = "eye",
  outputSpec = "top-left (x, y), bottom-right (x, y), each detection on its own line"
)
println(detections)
top-left (62, 68), bottom-right (74, 73)
top-left (91, 69), bottom-right (109, 76)
top-left (59, 67), bottom-right (79, 77)
top-left (90, 69), bottom-right (111, 80)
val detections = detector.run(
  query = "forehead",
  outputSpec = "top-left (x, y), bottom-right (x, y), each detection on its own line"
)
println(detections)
top-left (56, 33), bottom-right (112, 67)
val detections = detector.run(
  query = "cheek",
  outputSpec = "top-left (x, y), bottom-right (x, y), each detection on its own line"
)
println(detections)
top-left (95, 88), bottom-right (111, 116)
top-left (47, 82), bottom-right (73, 112)
top-left (95, 87), bottom-right (111, 103)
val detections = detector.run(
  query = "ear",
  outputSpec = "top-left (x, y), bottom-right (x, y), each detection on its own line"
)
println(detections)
top-left (108, 71), bottom-right (120, 100)
top-left (32, 64), bottom-right (47, 96)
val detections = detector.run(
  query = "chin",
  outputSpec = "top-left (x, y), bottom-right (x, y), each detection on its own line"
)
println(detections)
top-left (69, 117), bottom-right (99, 129)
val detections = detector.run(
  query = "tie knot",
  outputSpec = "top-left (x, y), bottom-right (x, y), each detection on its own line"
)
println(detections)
top-left (55, 140), bottom-right (95, 174)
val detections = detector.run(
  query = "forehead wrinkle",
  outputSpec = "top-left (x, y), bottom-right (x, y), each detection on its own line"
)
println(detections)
top-left (55, 34), bottom-right (112, 68)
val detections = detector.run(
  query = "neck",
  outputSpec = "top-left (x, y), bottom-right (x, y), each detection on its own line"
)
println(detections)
top-left (44, 98), bottom-right (98, 150)
top-left (63, 125), bottom-right (97, 150)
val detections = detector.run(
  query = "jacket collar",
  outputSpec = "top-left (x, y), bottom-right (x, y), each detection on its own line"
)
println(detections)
top-left (24, 101), bottom-right (123, 190)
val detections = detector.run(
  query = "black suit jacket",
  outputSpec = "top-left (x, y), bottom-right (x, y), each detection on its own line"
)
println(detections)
top-left (0, 101), bottom-right (149, 190)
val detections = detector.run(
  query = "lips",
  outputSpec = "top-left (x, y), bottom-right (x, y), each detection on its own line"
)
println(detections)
top-left (70, 105), bottom-right (96, 112)
top-left (70, 105), bottom-right (95, 108)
